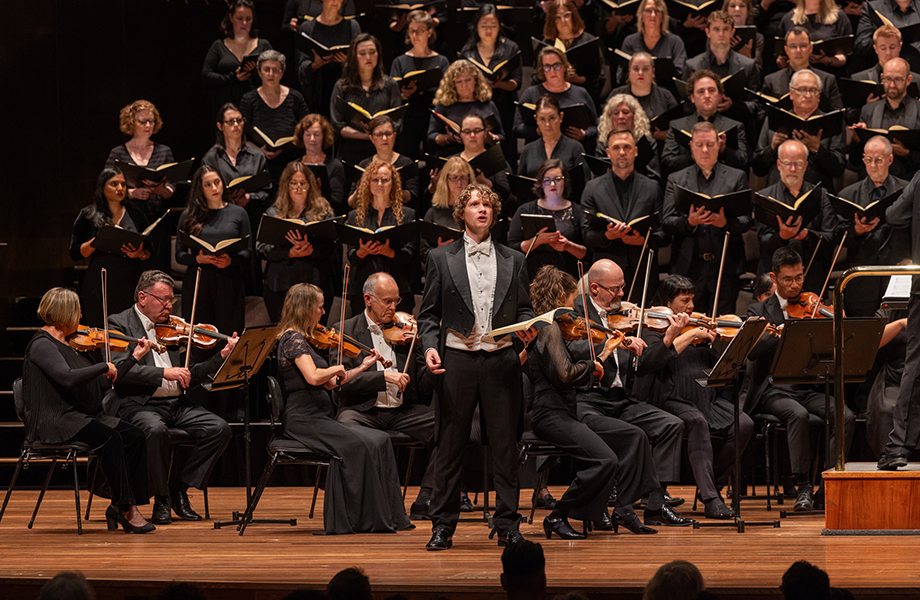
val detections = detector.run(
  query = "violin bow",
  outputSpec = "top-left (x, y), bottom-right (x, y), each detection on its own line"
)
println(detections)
top-left (625, 233), bottom-right (650, 304)
top-left (396, 326), bottom-right (418, 402)
top-left (633, 248), bottom-right (655, 370)
top-left (184, 267), bottom-right (203, 369)
top-left (101, 268), bottom-right (111, 365)
top-left (338, 265), bottom-right (350, 381)
top-left (711, 231), bottom-right (730, 320)
top-left (803, 235), bottom-right (822, 280)
top-left (811, 231), bottom-right (847, 319)
top-left (577, 261), bottom-right (598, 366)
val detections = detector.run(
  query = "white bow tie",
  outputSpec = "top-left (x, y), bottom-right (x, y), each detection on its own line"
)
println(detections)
top-left (368, 322), bottom-right (382, 336)
top-left (467, 241), bottom-right (491, 257)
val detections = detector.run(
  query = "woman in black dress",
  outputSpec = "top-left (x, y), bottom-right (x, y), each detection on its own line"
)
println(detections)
top-left (607, 52), bottom-right (678, 142)
top-left (454, 113), bottom-right (510, 201)
top-left (345, 160), bottom-right (417, 314)
top-left (542, 0), bottom-right (606, 107)
top-left (240, 50), bottom-right (310, 182)
top-left (390, 10), bottom-right (450, 160)
top-left (598, 93), bottom-right (661, 179)
top-left (427, 60), bottom-right (505, 158)
top-left (293, 114), bottom-right (348, 214)
top-left (283, 0), bottom-right (356, 31)
top-left (508, 159), bottom-right (587, 279)
top-left (23, 288), bottom-right (155, 533)
top-left (724, 0), bottom-right (765, 73)
top-left (347, 116), bottom-right (418, 207)
top-left (421, 157), bottom-right (474, 267)
top-left (633, 275), bottom-right (754, 520)
top-left (296, 0), bottom-right (361, 114)
top-left (460, 5), bottom-right (523, 167)
top-left (275, 283), bottom-right (412, 534)
top-left (104, 100), bottom-right (176, 273)
top-left (258, 162), bottom-right (337, 321)
top-left (202, 0), bottom-right (273, 120)
top-left (70, 169), bottom-right (152, 327)
top-left (330, 34), bottom-right (403, 166)
top-left (618, 0), bottom-right (687, 84)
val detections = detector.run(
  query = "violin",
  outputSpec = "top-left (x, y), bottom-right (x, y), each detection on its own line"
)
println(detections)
top-left (68, 327), bottom-right (167, 355)
top-left (155, 315), bottom-right (229, 350)
top-left (556, 312), bottom-right (619, 344)
top-left (308, 324), bottom-right (393, 369)
top-left (382, 312), bottom-right (417, 345)
top-left (608, 305), bottom-right (744, 341)
top-left (785, 291), bottom-right (834, 320)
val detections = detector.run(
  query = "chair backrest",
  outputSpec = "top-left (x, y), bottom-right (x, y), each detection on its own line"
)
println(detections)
top-left (266, 375), bottom-right (284, 427)
top-left (12, 378), bottom-right (24, 422)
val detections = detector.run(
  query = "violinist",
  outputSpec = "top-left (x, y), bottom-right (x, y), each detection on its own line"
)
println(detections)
top-left (742, 248), bottom-right (855, 510)
top-left (570, 259), bottom-right (693, 526)
top-left (24, 287), bottom-right (156, 533)
top-left (107, 270), bottom-right (239, 526)
top-left (633, 275), bottom-right (754, 520)
top-left (331, 272), bottom-right (439, 521)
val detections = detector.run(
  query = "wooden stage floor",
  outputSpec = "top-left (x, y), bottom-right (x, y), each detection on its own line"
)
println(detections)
top-left (1, 486), bottom-right (919, 600)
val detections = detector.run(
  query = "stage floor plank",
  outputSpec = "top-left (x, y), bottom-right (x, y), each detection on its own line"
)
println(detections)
top-left (2, 486), bottom-right (920, 599)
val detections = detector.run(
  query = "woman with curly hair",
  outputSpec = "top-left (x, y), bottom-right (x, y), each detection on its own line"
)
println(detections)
top-left (330, 34), bottom-right (402, 166)
top-left (512, 47), bottom-right (597, 149)
top-left (617, 0), bottom-right (687, 84)
top-left (541, 0), bottom-right (606, 106)
top-left (345, 160), bottom-right (417, 313)
top-left (597, 93), bottom-right (660, 180)
top-left (294, 113), bottom-right (347, 213)
top-left (426, 59), bottom-right (505, 158)
top-left (258, 162), bottom-right (337, 321)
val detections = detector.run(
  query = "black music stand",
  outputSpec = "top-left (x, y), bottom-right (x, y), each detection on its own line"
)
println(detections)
top-left (208, 325), bottom-right (294, 529)
top-left (692, 318), bottom-right (779, 532)
top-left (769, 318), bottom-right (884, 517)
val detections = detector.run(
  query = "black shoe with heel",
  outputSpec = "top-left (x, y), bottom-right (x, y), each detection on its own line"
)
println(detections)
top-left (592, 509), bottom-right (617, 533)
top-left (616, 510), bottom-right (658, 534)
top-left (105, 506), bottom-right (156, 534)
top-left (543, 515), bottom-right (587, 540)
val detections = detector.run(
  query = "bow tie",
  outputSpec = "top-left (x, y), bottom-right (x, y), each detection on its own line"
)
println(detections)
top-left (368, 322), bottom-right (382, 336)
top-left (467, 241), bottom-right (491, 257)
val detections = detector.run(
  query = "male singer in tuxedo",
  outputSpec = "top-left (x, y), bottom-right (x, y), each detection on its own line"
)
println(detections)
top-left (418, 184), bottom-right (537, 551)
top-left (332, 271), bottom-right (439, 520)
top-left (108, 270), bottom-right (237, 524)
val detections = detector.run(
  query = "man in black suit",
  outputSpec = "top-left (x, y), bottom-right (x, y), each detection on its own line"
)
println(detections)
top-left (763, 27), bottom-right (843, 113)
top-left (332, 271), bottom-right (438, 520)
top-left (418, 183), bottom-right (537, 550)
top-left (582, 130), bottom-right (668, 298)
top-left (835, 135), bottom-right (910, 316)
top-left (755, 139), bottom-right (841, 292)
top-left (742, 248), bottom-right (855, 510)
top-left (108, 270), bottom-right (237, 524)
top-left (662, 121), bottom-right (751, 316)
top-left (661, 70), bottom-right (749, 175)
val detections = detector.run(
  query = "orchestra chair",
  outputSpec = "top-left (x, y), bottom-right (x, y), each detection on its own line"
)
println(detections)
top-left (0, 378), bottom-right (93, 534)
top-left (517, 431), bottom-right (567, 524)
top-left (237, 375), bottom-right (338, 535)
top-left (385, 431), bottom-right (425, 501)
top-left (751, 412), bottom-right (825, 510)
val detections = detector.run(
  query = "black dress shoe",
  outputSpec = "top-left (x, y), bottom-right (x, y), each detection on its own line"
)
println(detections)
top-left (794, 486), bottom-right (814, 512)
top-left (409, 500), bottom-right (430, 521)
top-left (703, 498), bottom-right (735, 520)
top-left (426, 528), bottom-right (452, 551)
top-left (171, 489), bottom-right (202, 521)
top-left (105, 506), bottom-right (156, 534)
top-left (644, 504), bottom-right (697, 527)
top-left (615, 510), bottom-right (657, 534)
top-left (592, 509), bottom-right (617, 532)
top-left (607, 486), bottom-right (618, 507)
top-left (664, 493), bottom-right (685, 507)
top-left (151, 497), bottom-right (172, 525)
top-left (878, 454), bottom-right (908, 471)
top-left (496, 529), bottom-right (526, 547)
top-left (543, 516), bottom-right (587, 540)
top-left (459, 495), bottom-right (474, 512)
top-left (535, 491), bottom-right (557, 510)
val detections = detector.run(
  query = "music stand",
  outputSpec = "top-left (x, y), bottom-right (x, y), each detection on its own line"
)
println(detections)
top-left (209, 325), bottom-right (294, 529)
top-left (769, 318), bottom-right (884, 516)
top-left (692, 318), bottom-right (779, 532)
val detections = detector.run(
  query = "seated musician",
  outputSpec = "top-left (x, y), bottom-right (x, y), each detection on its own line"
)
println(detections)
top-left (662, 121), bottom-right (751, 315)
top-left (569, 259), bottom-right (691, 521)
top-left (753, 69), bottom-right (846, 194)
top-left (835, 136), bottom-right (911, 316)
top-left (755, 139), bottom-right (840, 292)
top-left (331, 271), bottom-right (440, 520)
top-left (851, 58), bottom-right (920, 180)
top-left (108, 270), bottom-right (239, 525)
top-left (633, 275), bottom-right (754, 520)
top-left (661, 70), bottom-right (749, 176)
top-left (763, 27), bottom-right (843, 113)
top-left (582, 130), bottom-right (668, 296)
top-left (742, 247), bottom-right (855, 511)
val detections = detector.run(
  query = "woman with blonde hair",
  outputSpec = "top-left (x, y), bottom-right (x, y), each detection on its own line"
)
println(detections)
top-left (345, 160), bottom-right (417, 313)
top-left (597, 93), bottom-right (660, 179)
top-left (778, 0), bottom-right (851, 70)
top-left (426, 59), bottom-right (505, 158)
top-left (257, 162), bottom-right (336, 321)
top-left (618, 0), bottom-right (687, 84)
top-left (274, 282), bottom-right (413, 534)
top-left (421, 157), bottom-right (474, 265)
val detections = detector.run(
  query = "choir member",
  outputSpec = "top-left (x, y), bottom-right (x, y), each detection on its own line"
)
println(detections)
top-left (598, 93), bottom-right (662, 179)
top-left (866, 309), bottom-right (908, 457)
top-left (24, 287), bottom-right (155, 533)
top-left (541, 0), bottom-right (606, 107)
top-left (454, 113), bottom-right (511, 201)
top-left (348, 116), bottom-right (418, 207)
top-left (428, 59), bottom-right (505, 158)
top-left (763, 28), bottom-right (843, 112)
top-left (855, 0), bottom-right (920, 67)
top-left (421, 157), bottom-right (475, 266)
top-left (296, 0), bottom-right (361, 113)
top-left (283, 0), bottom-right (355, 30)
top-left (617, 0), bottom-right (687, 84)
top-left (70, 169), bottom-right (151, 327)
top-left (852, 25), bottom-right (920, 84)
top-left (293, 113), bottom-right (348, 214)
top-left (607, 52), bottom-right (678, 141)
top-left (723, 0), bottom-right (765, 72)
top-left (778, 0), bottom-right (853, 74)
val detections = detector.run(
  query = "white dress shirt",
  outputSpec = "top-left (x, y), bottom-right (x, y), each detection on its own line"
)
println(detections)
top-left (133, 305), bottom-right (181, 398)
top-left (589, 296), bottom-right (623, 389)
top-left (364, 310), bottom-right (401, 409)
top-left (775, 291), bottom-right (789, 320)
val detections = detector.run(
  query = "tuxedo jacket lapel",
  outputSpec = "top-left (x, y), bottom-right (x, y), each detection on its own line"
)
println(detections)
top-left (446, 242), bottom-right (474, 315)
top-left (492, 244), bottom-right (513, 317)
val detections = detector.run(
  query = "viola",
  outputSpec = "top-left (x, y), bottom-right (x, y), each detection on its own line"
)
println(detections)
top-left (308, 324), bottom-right (393, 369)
top-left (382, 312), bottom-right (417, 345)
top-left (68, 327), bottom-right (166, 354)
top-left (786, 292), bottom-right (834, 320)
top-left (155, 315), bottom-right (229, 350)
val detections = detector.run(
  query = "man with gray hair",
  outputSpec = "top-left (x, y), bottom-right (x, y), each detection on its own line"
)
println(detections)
top-left (331, 272), bottom-right (439, 520)
top-left (108, 270), bottom-right (237, 525)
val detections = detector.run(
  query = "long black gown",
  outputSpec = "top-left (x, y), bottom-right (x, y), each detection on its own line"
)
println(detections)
top-left (276, 330), bottom-right (412, 534)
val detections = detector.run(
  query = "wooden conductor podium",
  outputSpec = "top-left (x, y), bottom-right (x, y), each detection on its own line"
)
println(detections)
top-left (823, 464), bottom-right (920, 533)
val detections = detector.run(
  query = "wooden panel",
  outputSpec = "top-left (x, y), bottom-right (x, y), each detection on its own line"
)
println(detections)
top-left (824, 463), bottom-right (920, 530)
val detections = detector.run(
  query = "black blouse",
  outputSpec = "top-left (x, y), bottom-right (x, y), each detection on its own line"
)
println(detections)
top-left (201, 144), bottom-right (272, 211)
top-left (507, 199), bottom-right (588, 279)
top-left (176, 203), bottom-right (253, 269)
top-left (201, 38), bottom-right (273, 116)
top-left (608, 84), bottom-right (679, 121)
top-left (239, 88), bottom-right (310, 146)
top-left (513, 84), bottom-right (598, 144)
top-left (257, 205), bottom-right (338, 295)
top-left (329, 78), bottom-right (403, 165)
top-left (358, 153), bottom-right (419, 206)
top-left (427, 100), bottom-right (506, 157)
top-left (297, 18), bottom-right (362, 115)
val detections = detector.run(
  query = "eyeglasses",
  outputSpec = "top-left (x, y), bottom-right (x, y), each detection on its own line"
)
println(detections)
top-left (779, 274), bottom-right (805, 285)
top-left (863, 156), bottom-right (888, 165)
top-left (261, 67), bottom-right (283, 74)
top-left (144, 291), bottom-right (176, 306)
top-left (882, 76), bottom-right (908, 85)
top-left (643, 8), bottom-right (662, 14)
top-left (371, 177), bottom-right (391, 185)
top-left (447, 175), bottom-right (470, 183)
top-left (371, 130), bottom-right (395, 139)
top-left (542, 176), bottom-right (565, 185)
top-left (596, 282), bottom-right (624, 296)
top-left (371, 295), bottom-right (402, 307)
top-left (223, 117), bottom-right (244, 125)
top-left (460, 127), bottom-right (485, 135)
top-left (543, 63), bottom-right (564, 72)
top-left (778, 159), bottom-right (806, 169)
top-left (289, 181), bottom-right (310, 190)
top-left (135, 118), bottom-right (155, 126)
top-left (555, 11), bottom-right (573, 19)
top-left (790, 86), bottom-right (819, 97)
